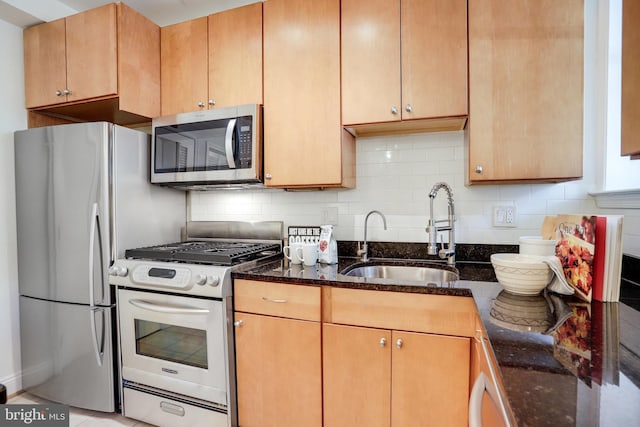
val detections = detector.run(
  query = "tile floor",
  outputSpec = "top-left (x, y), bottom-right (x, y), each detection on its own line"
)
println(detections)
top-left (7, 392), bottom-right (155, 427)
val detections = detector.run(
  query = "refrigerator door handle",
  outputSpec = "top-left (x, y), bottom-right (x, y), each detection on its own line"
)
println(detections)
top-left (224, 118), bottom-right (237, 169)
top-left (90, 307), bottom-right (105, 367)
top-left (89, 202), bottom-right (98, 307)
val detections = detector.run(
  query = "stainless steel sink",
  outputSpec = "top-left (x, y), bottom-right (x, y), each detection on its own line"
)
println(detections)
top-left (341, 264), bottom-right (459, 287)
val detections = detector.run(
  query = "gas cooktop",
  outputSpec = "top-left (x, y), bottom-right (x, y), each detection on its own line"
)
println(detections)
top-left (125, 240), bottom-right (281, 266)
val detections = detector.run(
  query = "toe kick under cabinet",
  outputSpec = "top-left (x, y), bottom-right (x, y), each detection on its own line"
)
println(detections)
top-left (233, 279), bottom-right (485, 427)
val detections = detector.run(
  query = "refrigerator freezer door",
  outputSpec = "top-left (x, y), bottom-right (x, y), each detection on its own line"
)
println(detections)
top-left (19, 295), bottom-right (116, 412)
top-left (15, 123), bottom-right (111, 306)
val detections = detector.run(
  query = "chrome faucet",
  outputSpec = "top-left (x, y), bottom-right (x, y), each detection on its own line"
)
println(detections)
top-left (357, 210), bottom-right (387, 262)
top-left (426, 182), bottom-right (456, 265)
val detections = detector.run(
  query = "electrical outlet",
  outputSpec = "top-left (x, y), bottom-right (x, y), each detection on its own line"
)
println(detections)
top-left (321, 207), bottom-right (339, 225)
top-left (493, 205), bottom-right (517, 227)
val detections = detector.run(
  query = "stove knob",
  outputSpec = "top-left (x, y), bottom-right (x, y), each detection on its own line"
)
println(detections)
top-left (195, 274), bottom-right (207, 286)
top-left (108, 266), bottom-right (128, 277)
top-left (207, 275), bottom-right (220, 287)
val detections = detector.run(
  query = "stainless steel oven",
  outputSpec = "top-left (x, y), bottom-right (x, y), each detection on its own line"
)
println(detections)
top-left (118, 288), bottom-right (227, 404)
top-left (110, 221), bottom-right (282, 427)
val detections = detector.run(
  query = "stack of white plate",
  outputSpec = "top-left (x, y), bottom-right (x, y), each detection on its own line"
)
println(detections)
top-left (490, 253), bottom-right (553, 295)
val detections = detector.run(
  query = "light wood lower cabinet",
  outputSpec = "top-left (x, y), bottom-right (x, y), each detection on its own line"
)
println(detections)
top-left (234, 313), bottom-right (322, 427)
top-left (323, 324), bottom-right (470, 427)
top-left (234, 279), bottom-right (490, 427)
top-left (234, 279), bottom-right (322, 427)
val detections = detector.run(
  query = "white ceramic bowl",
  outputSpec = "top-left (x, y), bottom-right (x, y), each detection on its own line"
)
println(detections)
top-left (518, 236), bottom-right (556, 257)
top-left (491, 253), bottom-right (554, 296)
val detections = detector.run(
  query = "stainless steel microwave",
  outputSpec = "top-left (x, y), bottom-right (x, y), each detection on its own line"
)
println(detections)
top-left (151, 104), bottom-right (262, 189)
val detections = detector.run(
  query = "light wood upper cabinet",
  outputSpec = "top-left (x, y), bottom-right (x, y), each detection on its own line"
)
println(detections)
top-left (341, 0), bottom-right (468, 136)
top-left (208, 2), bottom-right (263, 109)
top-left (24, 18), bottom-right (68, 108)
top-left (161, 3), bottom-right (263, 116)
top-left (23, 3), bottom-right (160, 124)
top-left (466, 0), bottom-right (584, 183)
top-left (622, 0), bottom-right (640, 157)
top-left (160, 17), bottom-right (209, 115)
top-left (263, 0), bottom-right (355, 188)
top-left (323, 325), bottom-right (470, 427)
top-left (25, 4), bottom-right (117, 108)
top-left (65, 4), bottom-right (118, 102)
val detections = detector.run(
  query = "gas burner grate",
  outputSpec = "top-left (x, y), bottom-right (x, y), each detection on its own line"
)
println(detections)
top-left (125, 241), bottom-right (281, 266)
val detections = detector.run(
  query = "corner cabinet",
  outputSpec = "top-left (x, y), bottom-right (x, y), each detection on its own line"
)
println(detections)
top-left (466, 0), bottom-right (584, 183)
top-left (160, 3), bottom-right (263, 116)
top-left (233, 280), bottom-right (322, 427)
top-left (263, 0), bottom-right (355, 189)
top-left (341, 0), bottom-right (468, 137)
top-left (23, 3), bottom-right (160, 124)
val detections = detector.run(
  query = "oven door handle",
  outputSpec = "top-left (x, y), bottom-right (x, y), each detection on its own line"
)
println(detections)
top-left (225, 118), bottom-right (237, 169)
top-left (128, 299), bottom-right (210, 315)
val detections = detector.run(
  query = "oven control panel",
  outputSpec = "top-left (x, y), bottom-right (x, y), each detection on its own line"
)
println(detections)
top-left (109, 260), bottom-right (228, 298)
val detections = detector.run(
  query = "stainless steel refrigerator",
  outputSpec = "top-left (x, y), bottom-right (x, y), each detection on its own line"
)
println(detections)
top-left (14, 122), bottom-right (185, 412)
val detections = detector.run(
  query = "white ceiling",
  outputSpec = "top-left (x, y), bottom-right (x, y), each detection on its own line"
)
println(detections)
top-left (0, 0), bottom-right (260, 28)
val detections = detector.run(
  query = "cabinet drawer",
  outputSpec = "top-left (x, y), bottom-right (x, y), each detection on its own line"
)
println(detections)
top-left (234, 279), bottom-right (321, 321)
top-left (323, 287), bottom-right (477, 337)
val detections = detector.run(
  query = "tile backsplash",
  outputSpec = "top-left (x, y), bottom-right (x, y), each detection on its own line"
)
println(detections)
top-left (190, 131), bottom-right (640, 257)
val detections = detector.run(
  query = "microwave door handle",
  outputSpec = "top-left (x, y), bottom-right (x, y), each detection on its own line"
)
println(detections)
top-left (128, 299), bottom-right (210, 315)
top-left (225, 118), bottom-right (237, 169)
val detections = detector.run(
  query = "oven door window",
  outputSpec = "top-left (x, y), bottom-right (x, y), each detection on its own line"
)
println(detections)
top-left (134, 319), bottom-right (208, 369)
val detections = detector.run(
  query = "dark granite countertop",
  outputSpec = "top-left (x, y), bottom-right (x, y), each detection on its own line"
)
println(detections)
top-left (233, 256), bottom-right (640, 427)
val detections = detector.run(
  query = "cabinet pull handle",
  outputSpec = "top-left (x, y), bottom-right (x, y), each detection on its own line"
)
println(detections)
top-left (261, 297), bottom-right (287, 303)
top-left (265, 173), bottom-right (273, 180)
top-left (391, 106), bottom-right (398, 115)
top-left (475, 165), bottom-right (483, 174)
top-left (234, 320), bottom-right (243, 327)
top-left (396, 338), bottom-right (403, 349)
top-left (55, 90), bottom-right (63, 96)
top-left (379, 337), bottom-right (387, 347)
top-left (208, 99), bottom-right (216, 106)
top-left (63, 88), bottom-right (71, 95)
top-left (405, 104), bottom-right (412, 113)
top-left (197, 101), bottom-right (205, 108)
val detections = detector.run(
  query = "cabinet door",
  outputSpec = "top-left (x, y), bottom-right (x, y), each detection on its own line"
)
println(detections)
top-left (467, 0), bottom-right (583, 182)
top-left (23, 19), bottom-right (67, 108)
top-left (65, 3), bottom-right (118, 102)
top-left (323, 324), bottom-right (391, 427)
top-left (391, 331), bottom-right (470, 427)
top-left (263, 0), bottom-right (343, 187)
top-left (622, 0), bottom-right (640, 157)
top-left (402, 0), bottom-right (467, 119)
top-left (235, 312), bottom-right (321, 427)
top-left (161, 17), bottom-right (209, 115)
top-left (341, 0), bottom-right (401, 125)
top-left (208, 3), bottom-right (263, 108)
